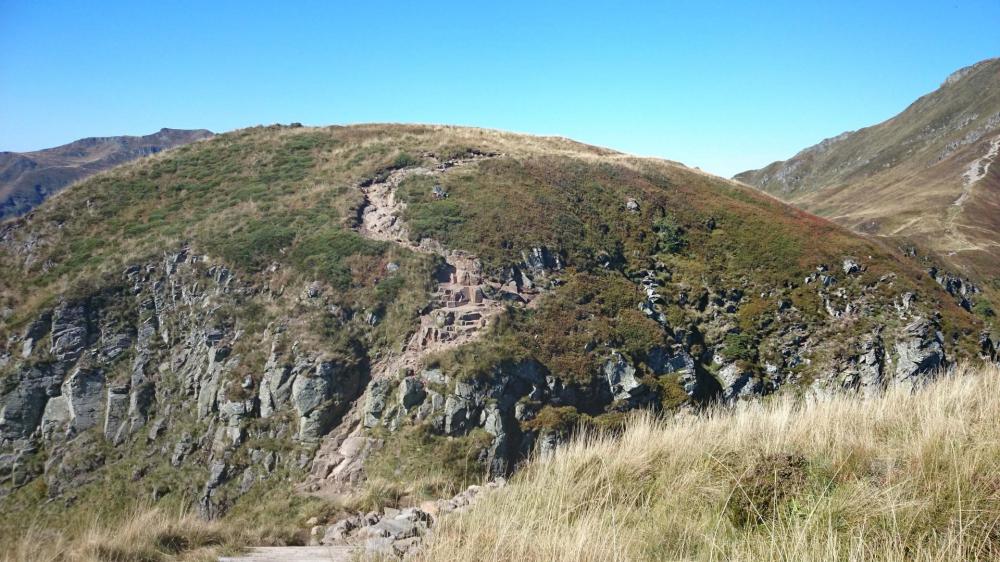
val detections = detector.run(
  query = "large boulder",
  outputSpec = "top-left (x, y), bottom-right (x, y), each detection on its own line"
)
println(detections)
top-left (398, 377), bottom-right (426, 410)
top-left (521, 246), bottom-right (563, 273)
top-left (648, 348), bottom-right (702, 396)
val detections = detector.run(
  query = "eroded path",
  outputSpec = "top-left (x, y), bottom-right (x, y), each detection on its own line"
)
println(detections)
top-left (943, 134), bottom-right (1000, 255)
top-left (304, 153), bottom-right (533, 495)
top-left (357, 160), bottom-right (510, 375)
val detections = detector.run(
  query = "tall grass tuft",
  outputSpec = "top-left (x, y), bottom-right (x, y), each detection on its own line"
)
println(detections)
top-left (2, 506), bottom-right (234, 562)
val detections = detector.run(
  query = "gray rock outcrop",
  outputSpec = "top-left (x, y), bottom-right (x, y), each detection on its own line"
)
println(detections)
top-left (893, 317), bottom-right (945, 388)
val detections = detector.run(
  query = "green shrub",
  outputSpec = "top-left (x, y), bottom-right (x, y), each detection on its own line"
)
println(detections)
top-left (654, 214), bottom-right (687, 254)
top-left (203, 219), bottom-right (295, 272)
top-left (289, 227), bottom-right (385, 288)
top-left (722, 332), bottom-right (757, 363)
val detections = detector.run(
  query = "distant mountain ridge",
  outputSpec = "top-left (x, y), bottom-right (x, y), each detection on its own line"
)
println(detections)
top-left (735, 58), bottom-right (1000, 284)
top-left (0, 128), bottom-right (213, 219)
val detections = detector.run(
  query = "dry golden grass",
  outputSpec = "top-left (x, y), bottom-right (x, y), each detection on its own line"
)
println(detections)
top-left (420, 363), bottom-right (1000, 562)
top-left (1, 506), bottom-right (236, 562)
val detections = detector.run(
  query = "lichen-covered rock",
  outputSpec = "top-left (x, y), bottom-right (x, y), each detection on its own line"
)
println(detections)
top-left (49, 302), bottom-right (90, 363)
top-left (259, 352), bottom-right (293, 419)
top-left (981, 332), bottom-right (999, 362)
top-left (928, 266), bottom-right (980, 310)
top-left (718, 364), bottom-right (763, 402)
top-left (103, 384), bottom-right (129, 443)
top-left (199, 460), bottom-right (228, 518)
top-left (40, 396), bottom-right (71, 439)
top-left (851, 334), bottom-right (885, 396)
top-left (648, 348), bottom-right (704, 396)
top-left (398, 377), bottom-right (425, 410)
top-left (292, 360), bottom-right (360, 441)
top-left (443, 393), bottom-right (471, 436)
top-left (521, 246), bottom-right (563, 274)
top-left (604, 352), bottom-right (645, 402)
top-left (363, 379), bottom-right (391, 429)
top-left (20, 312), bottom-right (51, 359)
top-left (0, 364), bottom-right (62, 443)
top-left (893, 317), bottom-right (945, 388)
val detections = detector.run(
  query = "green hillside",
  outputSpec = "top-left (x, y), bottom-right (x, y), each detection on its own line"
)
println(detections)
top-left (0, 124), bottom-right (992, 550)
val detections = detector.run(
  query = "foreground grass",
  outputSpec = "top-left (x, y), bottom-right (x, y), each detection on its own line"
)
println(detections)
top-left (1, 507), bottom-right (235, 562)
top-left (420, 363), bottom-right (1000, 562)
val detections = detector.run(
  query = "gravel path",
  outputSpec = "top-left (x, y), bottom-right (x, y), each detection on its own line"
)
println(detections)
top-left (220, 546), bottom-right (354, 562)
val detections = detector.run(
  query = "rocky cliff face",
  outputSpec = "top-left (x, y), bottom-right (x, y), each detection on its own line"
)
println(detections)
top-left (0, 124), bottom-right (994, 531)
top-left (0, 246), bottom-right (371, 516)
top-left (8, 241), bottom-right (985, 520)
top-left (352, 258), bottom-right (997, 483)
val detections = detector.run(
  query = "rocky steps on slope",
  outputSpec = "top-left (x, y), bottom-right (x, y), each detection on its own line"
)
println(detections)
top-left (304, 151), bottom-right (543, 495)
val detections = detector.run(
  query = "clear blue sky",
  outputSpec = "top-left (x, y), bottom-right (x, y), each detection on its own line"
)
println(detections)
top-left (1, 1), bottom-right (998, 177)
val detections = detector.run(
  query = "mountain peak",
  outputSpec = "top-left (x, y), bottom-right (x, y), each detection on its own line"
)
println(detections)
top-left (943, 57), bottom-right (998, 87)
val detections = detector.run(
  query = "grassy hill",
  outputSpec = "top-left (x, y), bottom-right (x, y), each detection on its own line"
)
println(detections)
top-left (0, 124), bottom-right (993, 553)
top-left (420, 363), bottom-right (1000, 562)
top-left (735, 58), bottom-right (1000, 293)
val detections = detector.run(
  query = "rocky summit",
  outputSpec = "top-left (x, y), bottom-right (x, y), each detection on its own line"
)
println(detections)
top-left (0, 124), bottom-right (996, 554)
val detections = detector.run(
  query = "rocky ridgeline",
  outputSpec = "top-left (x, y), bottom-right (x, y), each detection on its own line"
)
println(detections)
top-left (927, 266), bottom-right (982, 311)
top-left (309, 479), bottom-right (506, 558)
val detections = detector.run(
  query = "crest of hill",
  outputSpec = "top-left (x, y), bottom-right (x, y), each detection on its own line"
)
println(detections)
top-left (0, 123), bottom-right (949, 315)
